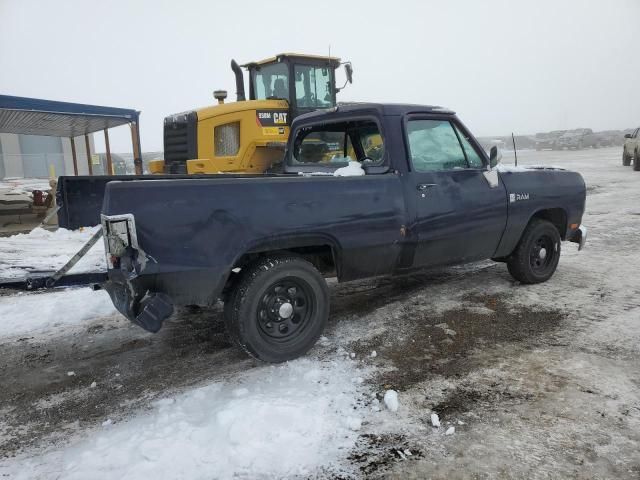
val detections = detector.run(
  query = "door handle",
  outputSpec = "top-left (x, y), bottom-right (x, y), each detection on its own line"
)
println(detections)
top-left (417, 183), bottom-right (437, 191)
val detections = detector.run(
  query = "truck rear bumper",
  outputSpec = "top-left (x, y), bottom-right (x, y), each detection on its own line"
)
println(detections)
top-left (101, 213), bottom-right (174, 333)
top-left (569, 224), bottom-right (587, 251)
top-left (103, 276), bottom-right (174, 333)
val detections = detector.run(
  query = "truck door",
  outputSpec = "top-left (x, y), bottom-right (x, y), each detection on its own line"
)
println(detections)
top-left (404, 116), bottom-right (507, 267)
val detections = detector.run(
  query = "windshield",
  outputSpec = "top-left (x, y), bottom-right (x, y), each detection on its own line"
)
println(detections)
top-left (252, 63), bottom-right (289, 101)
top-left (294, 65), bottom-right (334, 108)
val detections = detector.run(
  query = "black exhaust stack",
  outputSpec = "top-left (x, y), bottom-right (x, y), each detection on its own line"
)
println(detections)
top-left (231, 59), bottom-right (246, 101)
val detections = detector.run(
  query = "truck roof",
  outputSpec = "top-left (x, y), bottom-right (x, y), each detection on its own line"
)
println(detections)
top-left (294, 102), bottom-right (455, 123)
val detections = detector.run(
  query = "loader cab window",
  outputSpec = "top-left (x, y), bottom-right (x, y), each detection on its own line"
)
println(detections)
top-left (253, 63), bottom-right (290, 101)
top-left (294, 65), bottom-right (334, 109)
top-left (290, 119), bottom-right (384, 168)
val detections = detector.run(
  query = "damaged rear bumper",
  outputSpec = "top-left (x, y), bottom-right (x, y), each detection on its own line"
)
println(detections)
top-left (103, 277), bottom-right (174, 333)
top-left (569, 224), bottom-right (587, 251)
top-left (101, 214), bottom-right (174, 333)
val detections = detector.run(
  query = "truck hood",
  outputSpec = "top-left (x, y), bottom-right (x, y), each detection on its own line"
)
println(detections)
top-left (496, 164), bottom-right (567, 173)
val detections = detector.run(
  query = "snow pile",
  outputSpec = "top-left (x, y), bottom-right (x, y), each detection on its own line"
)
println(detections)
top-left (333, 161), bottom-right (365, 177)
top-left (431, 413), bottom-right (441, 427)
top-left (9, 358), bottom-right (368, 480)
top-left (0, 289), bottom-right (116, 339)
top-left (0, 227), bottom-right (105, 279)
top-left (383, 390), bottom-right (399, 412)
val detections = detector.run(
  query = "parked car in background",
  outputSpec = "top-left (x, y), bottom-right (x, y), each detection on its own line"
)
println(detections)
top-left (623, 127), bottom-right (640, 169)
top-left (534, 130), bottom-right (565, 150)
top-left (595, 130), bottom-right (620, 147)
top-left (556, 128), bottom-right (602, 150)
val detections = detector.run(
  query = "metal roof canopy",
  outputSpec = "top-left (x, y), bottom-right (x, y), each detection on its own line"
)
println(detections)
top-left (0, 95), bottom-right (142, 175)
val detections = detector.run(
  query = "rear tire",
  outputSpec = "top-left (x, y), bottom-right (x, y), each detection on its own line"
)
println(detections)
top-left (507, 219), bottom-right (561, 284)
top-left (634, 150), bottom-right (640, 171)
top-left (623, 148), bottom-right (631, 166)
top-left (224, 255), bottom-right (329, 363)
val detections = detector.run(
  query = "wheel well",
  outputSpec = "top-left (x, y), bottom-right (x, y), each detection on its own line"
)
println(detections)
top-left (223, 245), bottom-right (337, 296)
top-left (531, 208), bottom-right (567, 240)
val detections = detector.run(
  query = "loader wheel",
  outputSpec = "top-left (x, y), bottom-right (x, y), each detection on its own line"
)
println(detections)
top-left (224, 255), bottom-right (329, 363)
top-left (634, 150), bottom-right (640, 171)
top-left (622, 148), bottom-right (631, 166)
top-left (507, 219), bottom-right (561, 284)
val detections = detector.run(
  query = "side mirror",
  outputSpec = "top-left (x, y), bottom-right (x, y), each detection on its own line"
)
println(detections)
top-left (489, 146), bottom-right (502, 168)
top-left (624, 133), bottom-right (632, 139)
top-left (344, 63), bottom-right (353, 84)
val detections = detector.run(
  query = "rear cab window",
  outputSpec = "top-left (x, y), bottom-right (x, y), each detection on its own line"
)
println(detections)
top-left (287, 118), bottom-right (386, 173)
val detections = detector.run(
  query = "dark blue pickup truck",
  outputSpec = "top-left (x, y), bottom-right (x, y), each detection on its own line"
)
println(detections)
top-left (98, 103), bottom-right (586, 362)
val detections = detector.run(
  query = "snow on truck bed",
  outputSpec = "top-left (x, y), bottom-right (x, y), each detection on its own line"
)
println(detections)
top-left (0, 227), bottom-right (105, 280)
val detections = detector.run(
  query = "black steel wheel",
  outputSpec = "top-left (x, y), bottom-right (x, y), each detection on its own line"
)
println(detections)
top-left (528, 233), bottom-right (557, 277)
top-left (256, 278), bottom-right (315, 341)
top-left (507, 219), bottom-right (561, 284)
top-left (224, 255), bottom-right (329, 362)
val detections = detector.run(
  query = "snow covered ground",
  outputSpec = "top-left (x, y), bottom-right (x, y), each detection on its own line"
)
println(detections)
top-left (0, 227), bottom-right (105, 279)
top-left (1, 147), bottom-right (640, 478)
top-left (0, 178), bottom-right (53, 196)
top-left (11, 359), bottom-right (367, 480)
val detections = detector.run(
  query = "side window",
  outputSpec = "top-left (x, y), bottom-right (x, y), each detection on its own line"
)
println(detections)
top-left (294, 65), bottom-right (333, 108)
top-left (253, 63), bottom-right (289, 101)
top-left (407, 120), bottom-right (467, 171)
top-left (453, 124), bottom-right (484, 168)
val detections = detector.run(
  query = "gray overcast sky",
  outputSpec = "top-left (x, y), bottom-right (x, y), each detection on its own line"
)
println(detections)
top-left (1, 0), bottom-right (639, 152)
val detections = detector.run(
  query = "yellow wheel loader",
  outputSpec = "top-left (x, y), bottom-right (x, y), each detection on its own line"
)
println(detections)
top-left (149, 53), bottom-right (353, 175)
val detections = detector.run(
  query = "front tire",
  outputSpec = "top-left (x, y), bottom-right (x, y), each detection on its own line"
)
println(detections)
top-left (634, 150), bottom-right (640, 171)
top-left (224, 255), bottom-right (329, 362)
top-left (623, 148), bottom-right (631, 166)
top-left (507, 219), bottom-right (561, 284)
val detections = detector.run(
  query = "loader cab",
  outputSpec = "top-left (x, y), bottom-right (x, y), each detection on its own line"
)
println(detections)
top-left (244, 54), bottom-right (345, 121)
